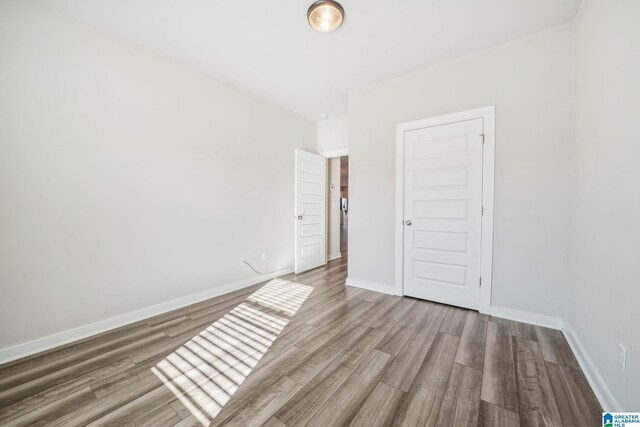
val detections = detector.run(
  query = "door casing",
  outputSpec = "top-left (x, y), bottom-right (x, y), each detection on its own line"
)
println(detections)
top-left (395, 106), bottom-right (495, 314)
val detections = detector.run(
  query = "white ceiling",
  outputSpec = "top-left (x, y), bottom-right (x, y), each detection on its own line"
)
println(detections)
top-left (44, 0), bottom-right (582, 120)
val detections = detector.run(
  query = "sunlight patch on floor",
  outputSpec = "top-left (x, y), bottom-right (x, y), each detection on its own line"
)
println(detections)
top-left (151, 278), bottom-right (313, 426)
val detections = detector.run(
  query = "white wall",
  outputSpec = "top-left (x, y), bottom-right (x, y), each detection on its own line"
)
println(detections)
top-left (317, 115), bottom-right (349, 155)
top-left (348, 26), bottom-right (574, 318)
top-left (0, 1), bottom-right (315, 351)
top-left (327, 157), bottom-right (342, 259)
top-left (568, 0), bottom-right (640, 410)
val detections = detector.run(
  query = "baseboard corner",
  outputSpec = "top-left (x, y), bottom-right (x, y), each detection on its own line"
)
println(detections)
top-left (490, 305), bottom-right (565, 330)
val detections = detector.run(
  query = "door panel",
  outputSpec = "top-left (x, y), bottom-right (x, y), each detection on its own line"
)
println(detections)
top-left (295, 150), bottom-right (326, 274)
top-left (403, 119), bottom-right (483, 310)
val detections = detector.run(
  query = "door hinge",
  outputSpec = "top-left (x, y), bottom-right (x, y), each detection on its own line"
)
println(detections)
top-left (480, 133), bottom-right (485, 144)
top-left (479, 277), bottom-right (482, 287)
top-left (481, 205), bottom-right (484, 216)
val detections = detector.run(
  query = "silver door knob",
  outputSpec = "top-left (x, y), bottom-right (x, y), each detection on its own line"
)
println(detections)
top-left (297, 215), bottom-right (303, 220)
top-left (405, 219), bottom-right (412, 226)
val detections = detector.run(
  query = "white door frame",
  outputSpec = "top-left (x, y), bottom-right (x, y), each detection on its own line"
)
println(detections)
top-left (395, 106), bottom-right (495, 314)
top-left (319, 148), bottom-right (349, 158)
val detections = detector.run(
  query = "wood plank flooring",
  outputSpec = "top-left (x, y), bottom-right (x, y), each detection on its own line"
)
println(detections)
top-left (0, 254), bottom-right (602, 426)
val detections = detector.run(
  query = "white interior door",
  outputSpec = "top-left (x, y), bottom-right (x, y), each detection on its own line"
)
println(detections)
top-left (403, 119), bottom-right (484, 310)
top-left (294, 150), bottom-right (326, 274)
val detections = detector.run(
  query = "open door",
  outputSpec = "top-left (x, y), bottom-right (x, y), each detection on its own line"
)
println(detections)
top-left (294, 149), bottom-right (326, 274)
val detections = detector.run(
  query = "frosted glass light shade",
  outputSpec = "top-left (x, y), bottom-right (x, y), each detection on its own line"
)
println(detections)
top-left (307, 1), bottom-right (344, 33)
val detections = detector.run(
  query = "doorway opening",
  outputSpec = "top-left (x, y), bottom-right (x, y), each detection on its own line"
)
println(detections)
top-left (328, 155), bottom-right (348, 261)
top-left (293, 149), bottom-right (348, 274)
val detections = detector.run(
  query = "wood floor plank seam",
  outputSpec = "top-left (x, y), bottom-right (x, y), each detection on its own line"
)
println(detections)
top-left (478, 400), bottom-right (521, 426)
top-left (478, 397), bottom-right (520, 415)
top-left (425, 334), bottom-right (465, 426)
top-left (512, 336), bottom-right (564, 426)
top-left (479, 318), bottom-right (518, 418)
top-left (274, 327), bottom-right (399, 425)
top-left (381, 302), bottom-right (448, 392)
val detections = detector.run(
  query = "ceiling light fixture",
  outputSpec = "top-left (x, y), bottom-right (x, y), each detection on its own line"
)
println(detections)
top-left (307, 0), bottom-right (345, 33)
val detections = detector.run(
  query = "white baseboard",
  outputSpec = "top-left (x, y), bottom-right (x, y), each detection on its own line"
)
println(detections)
top-left (0, 267), bottom-right (292, 365)
top-left (563, 322), bottom-right (622, 411)
top-left (345, 277), bottom-right (395, 295)
top-left (327, 252), bottom-right (342, 261)
top-left (490, 306), bottom-right (565, 330)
